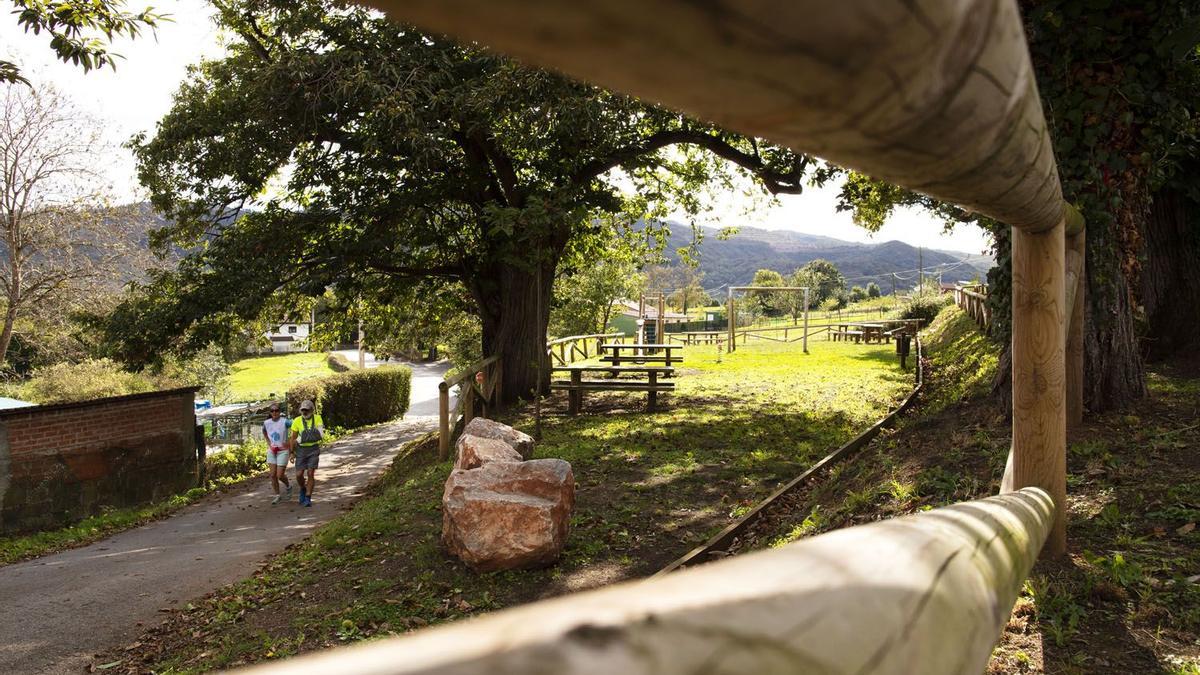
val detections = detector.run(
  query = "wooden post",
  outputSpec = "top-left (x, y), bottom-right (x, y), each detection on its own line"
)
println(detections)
top-left (726, 287), bottom-right (735, 353)
top-left (656, 293), bottom-right (665, 352)
top-left (1011, 221), bottom-right (1067, 557)
top-left (802, 288), bottom-right (810, 354)
top-left (463, 381), bottom-right (475, 426)
top-left (438, 382), bottom-right (450, 461)
top-left (1066, 229), bottom-right (1085, 431)
top-left (647, 370), bottom-right (658, 412)
top-left (568, 370), bottom-right (581, 415)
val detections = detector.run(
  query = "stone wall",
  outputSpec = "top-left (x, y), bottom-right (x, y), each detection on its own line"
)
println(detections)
top-left (0, 387), bottom-right (199, 534)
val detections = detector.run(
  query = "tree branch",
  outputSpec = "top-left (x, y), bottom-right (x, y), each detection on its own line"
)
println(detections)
top-left (571, 129), bottom-right (810, 194)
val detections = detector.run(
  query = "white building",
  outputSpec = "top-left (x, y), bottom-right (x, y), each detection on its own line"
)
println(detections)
top-left (263, 320), bottom-right (312, 353)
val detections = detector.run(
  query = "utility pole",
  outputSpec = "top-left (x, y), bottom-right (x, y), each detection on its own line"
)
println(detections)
top-left (918, 247), bottom-right (924, 295)
top-left (891, 272), bottom-right (897, 298)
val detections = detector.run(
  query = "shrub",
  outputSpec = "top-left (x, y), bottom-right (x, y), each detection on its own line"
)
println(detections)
top-left (849, 286), bottom-right (867, 302)
top-left (891, 294), bottom-right (952, 327)
top-left (327, 352), bottom-right (355, 372)
top-left (20, 359), bottom-right (160, 404)
top-left (287, 365), bottom-right (411, 429)
top-left (866, 282), bottom-right (882, 298)
top-left (206, 439), bottom-right (267, 482)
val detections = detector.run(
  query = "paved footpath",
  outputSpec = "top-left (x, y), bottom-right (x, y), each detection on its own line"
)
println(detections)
top-left (0, 362), bottom-right (450, 675)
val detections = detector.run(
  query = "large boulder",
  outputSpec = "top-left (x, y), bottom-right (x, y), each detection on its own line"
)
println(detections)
top-left (454, 433), bottom-right (522, 470)
top-left (442, 459), bottom-right (575, 571)
top-left (463, 417), bottom-right (535, 460)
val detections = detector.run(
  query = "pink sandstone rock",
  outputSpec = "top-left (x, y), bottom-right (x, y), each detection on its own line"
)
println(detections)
top-left (454, 433), bottom-right (522, 470)
top-left (442, 459), bottom-right (575, 571)
top-left (463, 417), bottom-right (535, 460)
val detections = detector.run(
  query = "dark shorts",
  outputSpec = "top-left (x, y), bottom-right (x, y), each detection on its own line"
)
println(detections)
top-left (295, 444), bottom-right (321, 470)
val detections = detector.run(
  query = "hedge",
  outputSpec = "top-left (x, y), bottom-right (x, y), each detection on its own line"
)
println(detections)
top-left (286, 365), bottom-right (411, 429)
top-left (326, 352), bottom-right (355, 373)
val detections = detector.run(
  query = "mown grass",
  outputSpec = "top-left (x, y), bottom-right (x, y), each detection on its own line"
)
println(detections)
top-left (0, 441), bottom-right (270, 567)
top-left (107, 339), bottom-right (914, 673)
top-left (228, 353), bottom-right (336, 402)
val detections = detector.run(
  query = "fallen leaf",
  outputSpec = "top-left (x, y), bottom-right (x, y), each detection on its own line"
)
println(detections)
top-left (1178, 522), bottom-right (1196, 535)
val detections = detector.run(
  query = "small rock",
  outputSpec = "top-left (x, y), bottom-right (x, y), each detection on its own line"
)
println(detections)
top-left (454, 434), bottom-right (522, 470)
top-left (463, 417), bottom-right (535, 459)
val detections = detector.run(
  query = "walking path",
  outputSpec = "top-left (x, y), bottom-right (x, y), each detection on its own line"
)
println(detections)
top-left (0, 360), bottom-right (450, 675)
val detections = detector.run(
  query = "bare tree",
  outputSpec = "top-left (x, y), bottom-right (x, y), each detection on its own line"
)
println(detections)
top-left (0, 82), bottom-right (127, 366)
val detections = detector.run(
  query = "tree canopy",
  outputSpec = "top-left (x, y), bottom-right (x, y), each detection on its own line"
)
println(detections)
top-left (832, 0), bottom-right (1200, 411)
top-left (101, 0), bottom-right (813, 401)
top-left (1, 1), bottom-right (163, 85)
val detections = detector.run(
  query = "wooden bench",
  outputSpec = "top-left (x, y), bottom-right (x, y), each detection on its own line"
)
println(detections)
top-left (599, 342), bottom-right (683, 367)
top-left (829, 329), bottom-right (865, 343)
top-left (550, 365), bottom-right (676, 413)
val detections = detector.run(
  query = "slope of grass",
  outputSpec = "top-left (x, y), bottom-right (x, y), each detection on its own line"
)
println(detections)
top-left (227, 352), bottom-right (336, 402)
top-left (728, 306), bottom-right (1200, 674)
top-left (105, 339), bottom-right (914, 673)
top-left (919, 304), bottom-right (1001, 414)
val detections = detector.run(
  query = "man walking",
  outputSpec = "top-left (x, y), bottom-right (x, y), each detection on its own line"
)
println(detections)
top-left (288, 399), bottom-right (325, 507)
top-left (262, 404), bottom-right (293, 504)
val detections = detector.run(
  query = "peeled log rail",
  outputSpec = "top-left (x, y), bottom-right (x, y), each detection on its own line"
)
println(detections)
top-left (438, 356), bottom-right (502, 461)
top-left (367, 0), bottom-right (1078, 553)
top-left (546, 333), bottom-right (625, 367)
top-left (246, 488), bottom-right (1054, 675)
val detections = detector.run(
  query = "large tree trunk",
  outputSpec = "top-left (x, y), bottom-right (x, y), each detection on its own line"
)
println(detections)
top-left (990, 220), bottom-right (1145, 414)
top-left (0, 303), bottom-right (16, 366)
top-left (1081, 227), bottom-right (1145, 411)
top-left (477, 260), bottom-right (555, 404)
top-left (1141, 186), bottom-right (1200, 361)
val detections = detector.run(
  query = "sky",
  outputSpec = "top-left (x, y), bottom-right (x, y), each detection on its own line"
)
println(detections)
top-left (1, 2), bottom-right (992, 256)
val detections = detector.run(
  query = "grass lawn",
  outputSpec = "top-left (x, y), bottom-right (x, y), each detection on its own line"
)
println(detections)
top-left (227, 352), bottom-right (336, 402)
top-left (107, 339), bottom-right (915, 672)
top-left (730, 306), bottom-right (1200, 674)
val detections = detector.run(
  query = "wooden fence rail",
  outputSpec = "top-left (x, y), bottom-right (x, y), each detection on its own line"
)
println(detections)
top-left (247, 486), bottom-right (1054, 675)
top-left (546, 333), bottom-right (627, 366)
top-left (953, 285), bottom-right (991, 332)
top-left (437, 355), bottom-right (501, 461)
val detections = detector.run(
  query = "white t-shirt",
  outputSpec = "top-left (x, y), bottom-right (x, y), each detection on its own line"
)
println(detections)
top-left (263, 417), bottom-right (290, 449)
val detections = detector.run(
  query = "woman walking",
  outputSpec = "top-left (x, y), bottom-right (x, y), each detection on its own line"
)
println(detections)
top-left (262, 404), bottom-right (293, 504)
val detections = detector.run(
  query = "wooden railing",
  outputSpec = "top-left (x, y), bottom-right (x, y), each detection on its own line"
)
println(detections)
top-left (954, 285), bottom-right (991, 331)
top-left (246, 486), bottom-right (1054, 675)
top-left (437, 355), bottom-right (501, 461)
top-left (546, 332), bottom-right (626, 366)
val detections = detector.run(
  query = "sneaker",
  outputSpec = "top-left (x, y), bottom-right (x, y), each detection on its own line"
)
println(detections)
top-left (303, 495), bottom-right (313, 507)
top-left (271, 494), bottom-right (281, 505)
top-left (299, 488), bottom-right (307, 504)
top-left (285, 484), bottom-right (293, 500)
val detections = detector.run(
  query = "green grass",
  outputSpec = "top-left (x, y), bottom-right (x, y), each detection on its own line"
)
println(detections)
top-left (228, 353), bottom-right (337, 401)
top-left (112, 339), bottom-right (915, 672)
top-left (918, 304), bottom-right (1000, 414)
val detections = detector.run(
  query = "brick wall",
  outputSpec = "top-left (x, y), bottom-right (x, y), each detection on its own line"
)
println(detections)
top-left (0, 387), bottom-right (199, 534)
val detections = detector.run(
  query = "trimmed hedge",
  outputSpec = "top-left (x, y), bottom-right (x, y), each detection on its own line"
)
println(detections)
top-left (327, 352), bottom-right (355, 373)
top-left (287, 365), bottom-right (411, 429)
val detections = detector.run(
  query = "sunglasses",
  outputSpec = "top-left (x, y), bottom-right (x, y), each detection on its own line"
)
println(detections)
top-left (269, 409), bottom-right (280, 413)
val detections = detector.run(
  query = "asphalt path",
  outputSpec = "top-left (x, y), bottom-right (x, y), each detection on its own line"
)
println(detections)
top-left (0, 360), bottom-right (449, 674)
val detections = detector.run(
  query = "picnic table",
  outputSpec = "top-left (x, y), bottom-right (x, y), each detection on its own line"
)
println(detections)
top-left (829, 322), bottom-right (888, 344)
top-left (549, 364), bottom-right (676, 413)
top-left (599, 342), bottom-right (684, 366)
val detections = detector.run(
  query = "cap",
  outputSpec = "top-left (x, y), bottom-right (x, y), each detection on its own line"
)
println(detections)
top-left (300, 400), bottom-right (314, 411)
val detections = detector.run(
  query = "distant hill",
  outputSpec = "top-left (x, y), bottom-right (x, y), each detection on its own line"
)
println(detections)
top-left (654, 222), bottom-right (994, 293)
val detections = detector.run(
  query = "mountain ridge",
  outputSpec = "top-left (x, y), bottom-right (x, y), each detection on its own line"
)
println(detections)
top-left (656, 222), bottom-right (993, 291)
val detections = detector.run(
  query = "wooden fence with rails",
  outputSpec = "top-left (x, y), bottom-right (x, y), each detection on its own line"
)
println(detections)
top-left (954, 284), bottom-right (992, 331)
